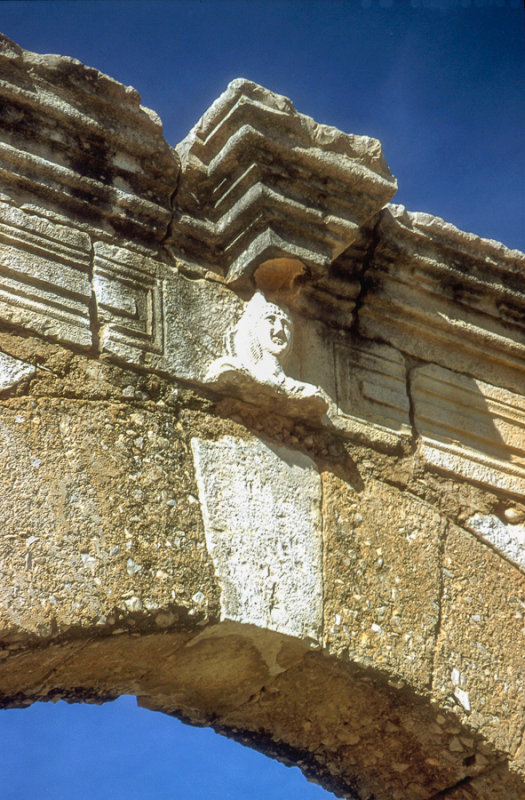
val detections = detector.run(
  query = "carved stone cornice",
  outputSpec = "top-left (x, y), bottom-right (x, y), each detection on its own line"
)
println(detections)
top-left (169, 78), bottom-right (397, 287)
top-left (359, 204), bottom-right (525, 393)
top-left (0, 34), bottom-right (179, 244)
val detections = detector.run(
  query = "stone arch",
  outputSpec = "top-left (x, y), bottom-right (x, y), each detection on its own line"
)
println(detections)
top-left (0, 34), bottom-right (524, 800)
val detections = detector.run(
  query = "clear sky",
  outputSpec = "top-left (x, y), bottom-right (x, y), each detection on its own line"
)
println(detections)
top-left (0, 1), bottom-right (524, 798)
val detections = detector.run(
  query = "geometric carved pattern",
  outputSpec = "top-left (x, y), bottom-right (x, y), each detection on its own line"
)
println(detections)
top-left (0, 200), bottom-right (93, 348)
top-left (93, 243), bottom-right (164, 361)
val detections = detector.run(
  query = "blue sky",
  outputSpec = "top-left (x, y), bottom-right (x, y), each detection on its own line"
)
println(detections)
top-left (0, 2), bottom-right (524, 798)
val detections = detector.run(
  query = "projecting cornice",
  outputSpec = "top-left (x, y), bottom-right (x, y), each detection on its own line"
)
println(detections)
top-left (0, 39), bottom-right (525, 501)
top-left (2, 39), bottom-right (525, 800)
top-left (359, 203), bottom-right (525, 394)
top-left (169, 78), bottom-right (397, 287)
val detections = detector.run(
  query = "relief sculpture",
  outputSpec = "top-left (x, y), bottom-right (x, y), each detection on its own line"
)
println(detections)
top-left (206, 291), bottom-right (328, 418)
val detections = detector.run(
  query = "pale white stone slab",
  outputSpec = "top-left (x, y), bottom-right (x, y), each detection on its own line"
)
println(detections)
top-left (467, 514), bottom-right (525, 572)
top-left (191, 435), bottom-right (323, 641)
top-left (0, 351), bottom-right (35, 392)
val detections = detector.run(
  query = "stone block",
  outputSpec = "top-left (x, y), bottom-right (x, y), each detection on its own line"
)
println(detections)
top-left (0, 398), bottom-right (218, 638)
top-left (359, 204), bottom-right (525, 395)
top-left (94, 242), bottom-right (165, 362)
top-left (92, 243), bottom-right (245, 381)
top-left (436, 766), bottom-right (525, 800)
top-left (0, 34), bottom-right (179, 243)
top-left (432, 522), bottom-right (525, 761)
top-left (218, 651), bottom-right (494, 800)
top-left (0, 350), bottom-right (35, 392)
top-left (333, 336), bottom-right (410, 438)
top-left (170, 78), bottom-right (397, 287)
top-left (191, 435), bottom-right (323, 641)
top-left (0, 200), bottom-right (92, 347)
top-left (322, 473), bottom-right (445, 689)
top-left (467, 514), bottom-right (525, 572)
top-left (288, 320), bottom-right (411, 447)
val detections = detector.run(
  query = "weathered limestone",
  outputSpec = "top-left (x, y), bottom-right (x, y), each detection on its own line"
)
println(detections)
top-left (467, 514), bottom-right (525, 571)
top-left (412, 363), bottom-right (525, 502)
top-left (170, 77), bottom-right (397, 288)
top-left (0, 349), bottom-right (34, 392)
top-left (0, 35), bottom-right (524, 800)
top-left (0, 34), bottom-right (179, 244)
top-left (191, 436), bottom-right (323, 640)
top-left (206, 292), bottom-right (329, 419)
top-left (0, 199), bottom-right (93, 347)
top-left (359, 204), bottom-right (525, 395)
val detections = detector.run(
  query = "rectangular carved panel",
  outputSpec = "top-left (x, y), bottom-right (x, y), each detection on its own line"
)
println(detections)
top-left (93, 243), bottom-right (164, 364)
top-left (0, 201), bottom-right (92, 347)
top-left (413, 363), bottom-right (525, 499)
top-left (191, 435), bottom-right (323, 641)
top-left (334, 339), bottom-right (410, 434)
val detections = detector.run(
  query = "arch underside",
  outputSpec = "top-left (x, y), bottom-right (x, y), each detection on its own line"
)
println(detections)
top-left (0, 621), bottom-right (522, 800)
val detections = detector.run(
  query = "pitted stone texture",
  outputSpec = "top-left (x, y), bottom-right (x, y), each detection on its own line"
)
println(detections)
top-left (0, 398), bottom-right (219, 638)
top-left (217, 651), bottom-right (494, 800)
top-left (433, 522), bottom-right (525, 764)
top-left (437, 766), bottom-right (525, 800)
top-left (0, 34), bottom-right (179, 243)
top-left (0, 350), bottom-right (35, 393)
top-left (322, 473), bottom-right (445, 690)
top-left (359, 204), bottom-right (525, 395)
top-left (171, 78), bottom-right (396, 287)
top-left (412, 363), bottom-right (525, 501)
top-left (191, 436), bottom-right (323, 640)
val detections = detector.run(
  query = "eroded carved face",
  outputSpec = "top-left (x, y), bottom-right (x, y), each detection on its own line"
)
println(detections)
top-left (258, 309), bottom-right (292, 358)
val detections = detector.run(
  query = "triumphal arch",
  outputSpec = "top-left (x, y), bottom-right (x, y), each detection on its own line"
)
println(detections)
top-left (0, 34), bottom-right (524, 799)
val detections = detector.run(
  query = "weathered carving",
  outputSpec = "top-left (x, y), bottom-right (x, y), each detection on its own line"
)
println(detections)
top-left (0, 33), bottom-right (179, 244)
top-left (206, 291), bottom-right (328, 417)
top-left (0, 199), bottom-right (93, 348)
top-left (359, 204), bottom-right (525, 395)
top-left (93, 242), bottom-right (164, 361)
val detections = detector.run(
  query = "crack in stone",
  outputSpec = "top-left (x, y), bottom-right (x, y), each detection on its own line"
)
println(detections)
top-left (86, 236), bottom-right (101, 358)
top-left (349, 215), bottom-right (383, 339)
top-left (427, 759), bottom-right (509, 799)
top-left (428, 517), bottom-right (449, 694)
